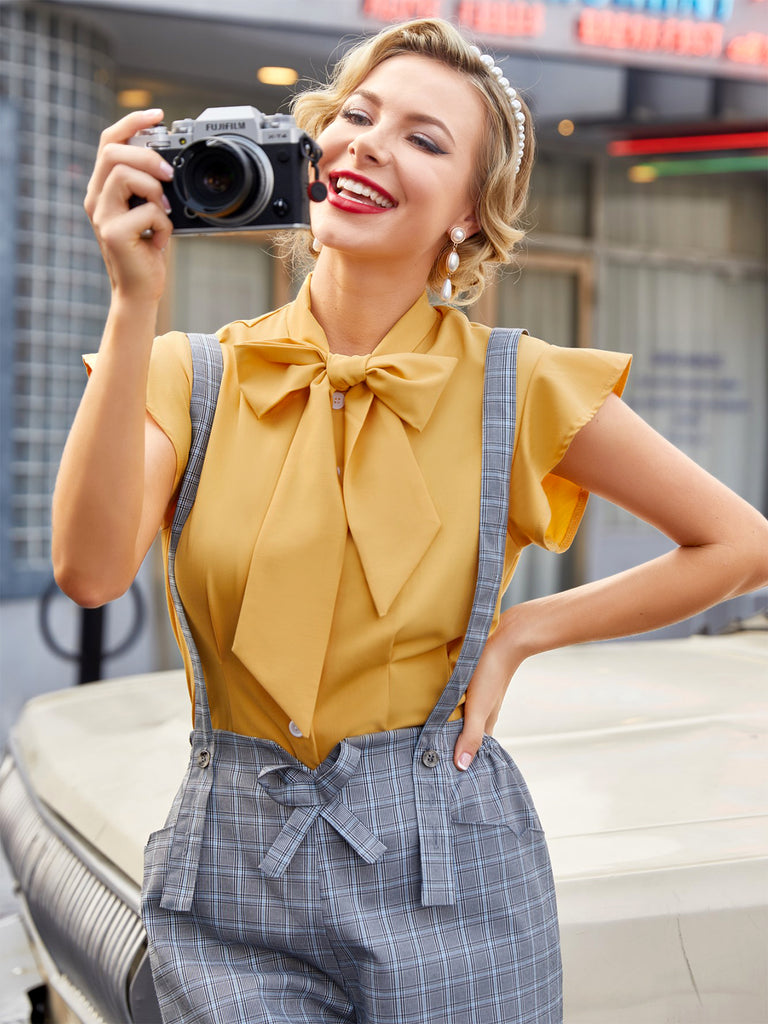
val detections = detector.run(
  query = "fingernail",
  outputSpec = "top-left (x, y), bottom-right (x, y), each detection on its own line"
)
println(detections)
top-left (161, 194), bottom-right (172, 213)
top-left (458, 752), bottom-right (472, 771)
top-left (146, 108), bottom-right (163, 119)
top-left (160, 161), bottom-right (174, 180)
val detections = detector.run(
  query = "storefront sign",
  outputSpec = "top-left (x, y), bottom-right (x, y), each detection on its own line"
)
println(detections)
top-left (629, 351), bottom-right (752, 456)
top-left (362, 0), bottom-right (768, 74)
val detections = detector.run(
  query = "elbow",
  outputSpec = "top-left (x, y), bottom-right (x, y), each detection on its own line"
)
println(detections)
top-left (52, 555), bottom-right (129, 609)
top-left (732, 514), bottom-right (768, 595)
top-left (749, 543), bottom-right (768, 594)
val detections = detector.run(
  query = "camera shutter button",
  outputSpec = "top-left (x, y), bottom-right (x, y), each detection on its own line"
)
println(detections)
top-left (272, 198), bottom-right (289, 218)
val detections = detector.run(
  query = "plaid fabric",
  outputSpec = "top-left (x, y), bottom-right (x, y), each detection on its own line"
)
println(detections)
top-left (161, 333), bottom-right (222, 913)
top-left (142, 327), bottom-right (563, 1022)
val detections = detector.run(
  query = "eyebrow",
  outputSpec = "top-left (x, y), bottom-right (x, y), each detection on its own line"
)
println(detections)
top-left (351, 88), bottom-right (455, 145)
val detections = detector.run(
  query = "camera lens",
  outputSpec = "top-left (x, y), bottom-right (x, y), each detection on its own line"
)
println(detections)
top-left (187, 148), bottom-right (244, 211)
top-left (201, 165), bottom-right (235, 195)
top-left (175, 136), bottom-right (274, 225)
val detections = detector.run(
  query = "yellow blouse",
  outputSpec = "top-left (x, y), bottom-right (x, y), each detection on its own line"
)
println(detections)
top-left (110, 276), bottom-right (630, 767)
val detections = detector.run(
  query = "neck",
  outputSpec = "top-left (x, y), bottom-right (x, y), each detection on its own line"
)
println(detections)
top-left (309, 252), bottom-right (431, 355)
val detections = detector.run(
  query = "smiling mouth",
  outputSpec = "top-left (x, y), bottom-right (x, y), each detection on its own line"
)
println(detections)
top-left (331, 174), bottom-right (396, 209)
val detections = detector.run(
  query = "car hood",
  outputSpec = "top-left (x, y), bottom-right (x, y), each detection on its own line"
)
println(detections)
top-left (7, 631), bottom-right (768, 889)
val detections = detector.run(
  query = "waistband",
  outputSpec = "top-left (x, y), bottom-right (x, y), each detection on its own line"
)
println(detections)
top-left (159, 720), bottom-right (465, 913)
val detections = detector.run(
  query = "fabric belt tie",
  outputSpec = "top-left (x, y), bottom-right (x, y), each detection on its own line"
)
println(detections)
top-left (256, 740), bottom-right (387, 878)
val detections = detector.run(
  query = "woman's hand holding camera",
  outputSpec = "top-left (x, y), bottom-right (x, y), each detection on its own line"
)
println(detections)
top-left (84, 109), bottom-right (174, 304)
top-left (52, 109), bottom-right (179, 607)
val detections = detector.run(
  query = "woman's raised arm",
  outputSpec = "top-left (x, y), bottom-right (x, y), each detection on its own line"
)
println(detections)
top-left (52, 110), bottom-right (177, 607)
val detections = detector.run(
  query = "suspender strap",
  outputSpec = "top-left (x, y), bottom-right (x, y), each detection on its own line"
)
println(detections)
top-left (160, 332), bottom-right (223, 912)
top-left (414, 326), bottom-right (523, 907)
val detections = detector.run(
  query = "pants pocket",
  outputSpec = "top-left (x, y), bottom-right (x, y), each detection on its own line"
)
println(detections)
top-left (450, 735), bottom-right (543, 837)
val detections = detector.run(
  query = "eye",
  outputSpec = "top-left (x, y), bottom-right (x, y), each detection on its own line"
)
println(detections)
top-left (410, 133), bottom-right (446, 156)
top-left (341, 107), bottom-right (371, 127)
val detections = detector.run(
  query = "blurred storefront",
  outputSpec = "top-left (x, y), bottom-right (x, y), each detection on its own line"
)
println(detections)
top-left (0, 0), bottom-right (765, 683)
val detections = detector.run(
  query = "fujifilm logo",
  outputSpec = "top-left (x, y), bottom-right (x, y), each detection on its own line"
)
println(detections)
top-left (205, 121), bottom-right (247, 131)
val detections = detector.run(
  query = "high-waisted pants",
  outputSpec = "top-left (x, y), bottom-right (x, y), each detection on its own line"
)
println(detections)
top-left (141, 328), bottom-right (563, 1023)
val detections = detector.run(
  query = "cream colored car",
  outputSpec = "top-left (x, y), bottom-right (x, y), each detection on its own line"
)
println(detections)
top-left (1, 628), bottom-right (766, 1023)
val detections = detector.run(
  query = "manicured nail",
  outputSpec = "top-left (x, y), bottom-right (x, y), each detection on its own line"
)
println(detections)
top-left (458, 752), bottom-right (472, 771)
top-left (146, 108), bottom-right (163, 119)
top-left (160, 161), bottom-right (174, 180)
top-left (161, 194), bottom-right (172, 213)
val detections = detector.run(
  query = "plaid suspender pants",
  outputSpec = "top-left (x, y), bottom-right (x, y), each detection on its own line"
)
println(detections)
top-left (141, 328), bottom-right (562, 1023)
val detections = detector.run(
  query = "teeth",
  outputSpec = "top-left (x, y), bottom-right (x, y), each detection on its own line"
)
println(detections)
top-left (335, 175), bottom-right (394, 208)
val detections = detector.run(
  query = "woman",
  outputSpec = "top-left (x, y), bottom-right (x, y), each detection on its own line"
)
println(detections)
top-left (52, 17), bottom-right (768, 1024)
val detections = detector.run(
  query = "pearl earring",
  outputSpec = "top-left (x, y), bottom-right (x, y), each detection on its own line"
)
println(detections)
top-left (312, 237), bottom-right (322, 253)
top-left (440, 227), bottom-right (466, 302)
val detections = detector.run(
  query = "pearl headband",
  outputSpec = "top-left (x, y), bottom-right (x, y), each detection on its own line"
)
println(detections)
top-left (468, 45), bottom-right (526, 175)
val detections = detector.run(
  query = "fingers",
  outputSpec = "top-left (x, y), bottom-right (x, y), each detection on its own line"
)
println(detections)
top-left (101, 200), bottom-right (173, 254)
top-left (84, 110), bottom-right (176, 293)
top-left (453, 636), bottom-right (516, 771)
top-left (453, 691), bottom-right (502, 771)
top-left (85, 144), bottom-right (174, 222)
top-left (85, 109), bottom-right (170, 219)
top-left (454, 714), bottom-right (484, 772)
top-left (97, 108), bottom-right (165, 153)
top-left (92, 162), bottom-right (172, 248)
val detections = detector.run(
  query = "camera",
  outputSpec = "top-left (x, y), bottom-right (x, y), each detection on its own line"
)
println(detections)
top-left (129, 105), bottom-right (325, 234)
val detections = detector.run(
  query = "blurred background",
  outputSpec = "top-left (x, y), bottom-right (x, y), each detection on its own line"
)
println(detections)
top-left (0, 0), bottom-right (766, 739)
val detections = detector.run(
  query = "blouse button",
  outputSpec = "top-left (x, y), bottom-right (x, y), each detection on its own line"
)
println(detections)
top-left (288, 720), bottom-right (304, 738)
top-left (332, 391), bottom-right (345, 409)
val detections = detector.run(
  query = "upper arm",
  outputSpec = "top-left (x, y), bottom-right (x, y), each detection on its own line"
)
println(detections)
top-left (134, 411), bottom-right (177, 563)
top-left (554, 393), bottom-right (768, 552)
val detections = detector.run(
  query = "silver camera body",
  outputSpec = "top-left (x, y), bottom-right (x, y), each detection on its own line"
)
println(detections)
top-left (129, 106), bottom-right (321, 233)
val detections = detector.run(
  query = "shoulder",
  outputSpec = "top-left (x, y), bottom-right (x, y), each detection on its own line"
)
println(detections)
top-left (515, 335), bottom-right (632, 405)
top-left (150, 329), bottom-right (193, 380)
top-left (213, 292), bottom-right (298, 352)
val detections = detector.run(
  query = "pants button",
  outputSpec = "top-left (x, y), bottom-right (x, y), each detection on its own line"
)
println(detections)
top-left (421, 749), bottom-right (439, 768)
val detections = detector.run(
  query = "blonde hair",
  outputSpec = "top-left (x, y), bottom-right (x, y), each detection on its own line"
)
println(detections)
top-left (289, 18), bottom-right (534, 306)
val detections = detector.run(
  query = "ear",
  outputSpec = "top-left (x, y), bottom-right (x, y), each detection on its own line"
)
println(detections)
top-left (459, 207), bottom-right (480, 239)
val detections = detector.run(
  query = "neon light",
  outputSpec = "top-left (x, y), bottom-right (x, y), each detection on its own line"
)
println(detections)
top-left (362, 0), bottom-right (441, 20)
top-left (630, 155), bottom-right (768, 178)
top-left (609, 132), bottom-right (768, 156)
top-left (726, 32), bottom-right (768, 65)
top-left (577, 9), bottom-right (724, 56)
top-left (455, 0), bottom-right (547, 37)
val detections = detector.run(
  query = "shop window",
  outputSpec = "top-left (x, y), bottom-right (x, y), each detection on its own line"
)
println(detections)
top-left (582, 260), bottom-right (767, 634)
top-left (603, 165), bottom-right (767, 259)
top-left (527, 153), bottom-right (591, 239)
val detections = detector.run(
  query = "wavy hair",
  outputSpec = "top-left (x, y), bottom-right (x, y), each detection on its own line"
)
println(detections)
top-left (287, 18), bottom-right (534, 306)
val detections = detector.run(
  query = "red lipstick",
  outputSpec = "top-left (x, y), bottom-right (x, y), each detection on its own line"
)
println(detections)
top-left (328, 171), bottom-right (397, 215)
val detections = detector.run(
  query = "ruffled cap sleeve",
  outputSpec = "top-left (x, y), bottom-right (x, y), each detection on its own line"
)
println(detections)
top-left (510, 336), bottom-right (631, 552)
top-left (83, 330), bottom-right (193, 496)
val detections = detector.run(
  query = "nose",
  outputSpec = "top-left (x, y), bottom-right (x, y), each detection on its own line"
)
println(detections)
top-left (348, 124), bottom-right (390, 166)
